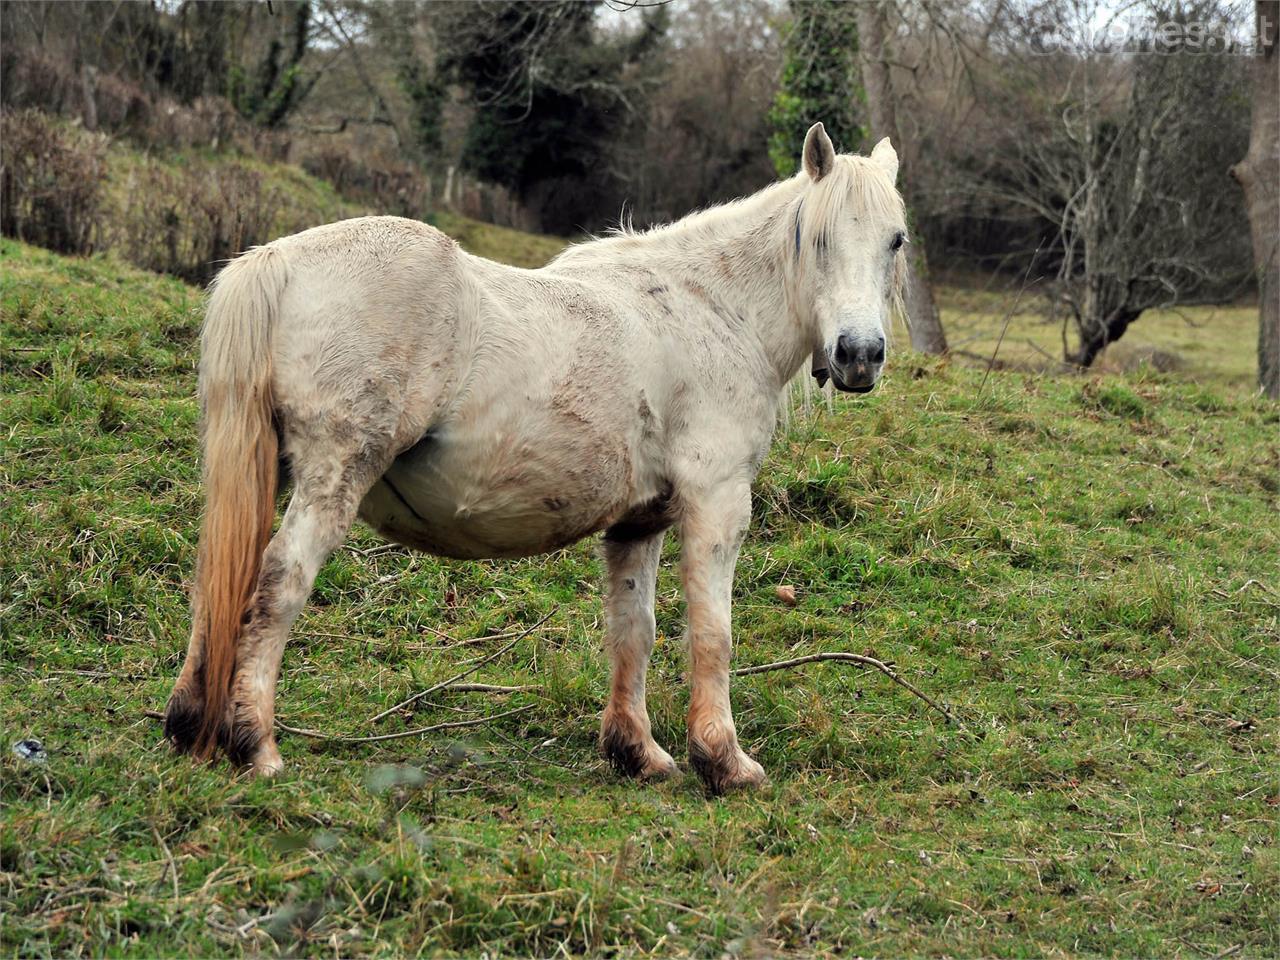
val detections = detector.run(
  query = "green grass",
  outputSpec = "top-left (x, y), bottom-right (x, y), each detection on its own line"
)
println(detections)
top-left (2, 236), bottom-right (1278, 957)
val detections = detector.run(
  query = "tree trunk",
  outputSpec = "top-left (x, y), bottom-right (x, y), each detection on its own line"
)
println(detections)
top-left (1066, 308), bottom-right (1143, 368)
top-left (1231, 1), bottom-right (1279, 400)
top-left (79, 64), bottom-right (98, 132)
top-left (902, 247), bottom-right (945, 353)
top-left (856, 0), bottom-right (948, 355)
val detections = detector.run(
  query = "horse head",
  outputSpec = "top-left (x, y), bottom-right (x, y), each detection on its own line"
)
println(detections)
top-left (797, 122), bottom-right (908, 394)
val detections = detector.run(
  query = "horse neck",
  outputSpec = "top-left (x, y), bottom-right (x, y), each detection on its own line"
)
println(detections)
top-left (661, 179), bottom-right (814, 390)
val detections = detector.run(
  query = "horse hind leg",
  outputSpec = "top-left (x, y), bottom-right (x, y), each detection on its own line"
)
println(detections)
top-left (599, 531), bottom-right (678, 780)
top-left (223, 444), bottom-right (392, 774)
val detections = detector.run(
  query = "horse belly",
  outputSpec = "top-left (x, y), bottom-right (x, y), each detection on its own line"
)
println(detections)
top-left (357, 428), bottom-right (635, 560)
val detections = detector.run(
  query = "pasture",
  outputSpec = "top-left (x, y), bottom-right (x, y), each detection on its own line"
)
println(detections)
top-left (2, 235), bottom-right (1277, 957)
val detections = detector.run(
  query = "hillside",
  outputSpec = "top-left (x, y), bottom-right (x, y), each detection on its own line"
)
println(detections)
top-left (1, 110), bottom-right (568, 276)
top-left (99, 140), bottom-right (567, 271)
top-left (4, 109), bottom-right (1260, 390)
top-left (1, 238), bottom-right (1277, 957)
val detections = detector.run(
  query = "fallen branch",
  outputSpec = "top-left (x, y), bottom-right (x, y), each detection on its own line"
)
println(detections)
top-left (731, 651), bottom-right (967, 732)
top-left (368, 607), bottom-right (556, 725)
top-left (276, 704), bottom-right (535, 744)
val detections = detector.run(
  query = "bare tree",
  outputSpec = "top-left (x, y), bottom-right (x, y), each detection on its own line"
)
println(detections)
top-left (1231, 1), bottom-right (1279, 399)
top-left (313, 1), bottom-right (408, 148)
top-left (621, 0), bottom-right (781, 227)
top-left (967, 1), bottom-right (1250, 366)
top-left (857, 0), bottom-right (948, 355)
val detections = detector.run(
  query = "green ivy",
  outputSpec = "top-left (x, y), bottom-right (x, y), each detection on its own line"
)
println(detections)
top-left (228, 1), bottom-right (312, 130)
top-left (767, 0), bottom-right (866, 178)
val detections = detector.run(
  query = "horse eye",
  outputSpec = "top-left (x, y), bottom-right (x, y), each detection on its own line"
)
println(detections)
top-left (890, 232), bottom-right (906, 252)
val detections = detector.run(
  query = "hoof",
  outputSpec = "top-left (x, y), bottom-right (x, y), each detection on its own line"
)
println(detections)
top-left (636, 747), bottom-right (679, 781)
top-left (601, 715), bottom-right (678, 781)
top-left (221, 710), bottom-right (267, 769)
top-left (163, 687), bottom-right (205, 754)
top-left (249, 740), bottom-right (284, 777)
top-left (688, 738), bottom-right (768, 795)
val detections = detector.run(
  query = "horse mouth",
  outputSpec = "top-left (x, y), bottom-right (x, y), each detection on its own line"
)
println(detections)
top-left (830, 368), bottom-right (878, 394)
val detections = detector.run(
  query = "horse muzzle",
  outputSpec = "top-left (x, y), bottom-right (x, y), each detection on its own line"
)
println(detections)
top-left (813, 334), bottom-right (885, 393)
top-left (830, 365), bottom-right (880, 393)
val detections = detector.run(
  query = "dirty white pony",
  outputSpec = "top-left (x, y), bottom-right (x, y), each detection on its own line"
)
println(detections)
top-left (165, 123), bottom-right (907, 793)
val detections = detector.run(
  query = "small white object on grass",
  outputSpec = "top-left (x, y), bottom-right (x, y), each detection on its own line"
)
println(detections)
top-left (12, 738), bottom-right (47, 763)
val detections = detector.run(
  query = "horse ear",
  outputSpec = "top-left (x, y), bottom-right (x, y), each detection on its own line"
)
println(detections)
top-left (802, 122), bottom-right (835, 182)
top-left (870, 137), bottom-right (899, 182)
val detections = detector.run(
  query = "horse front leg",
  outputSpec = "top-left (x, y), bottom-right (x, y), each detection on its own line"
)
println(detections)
top-left (599, 530), bottom-right (678, 780)
top-left (680, 482), bottom-right (767, 794)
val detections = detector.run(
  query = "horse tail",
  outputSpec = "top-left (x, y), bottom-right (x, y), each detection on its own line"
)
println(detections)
top-left (183, 246), bottom-right (285, 759)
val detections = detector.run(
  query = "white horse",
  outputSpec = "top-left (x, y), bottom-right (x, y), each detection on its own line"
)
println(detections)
top-left (165, 123), bottom-right (908, 793)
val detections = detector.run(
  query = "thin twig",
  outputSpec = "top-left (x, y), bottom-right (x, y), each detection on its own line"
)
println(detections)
top-left (442, 683), bottom-right (534, 694)
top-left (152, 824), bottom-right (180, 903)
top-left (979, 248), bottom-right (1042, 397)
top-left (1024, 338), bottom-right (1067, 367)
top-left (368, 608), bottom-right (556, 725)
top-left (276, 704), bottom-right (535, 744)
top-left (731, 651), bottom-right (967, 732)
top-left (1236, 578), bottom-right (1276, 595)
top-left (432, 625), bottom-right (528, 649)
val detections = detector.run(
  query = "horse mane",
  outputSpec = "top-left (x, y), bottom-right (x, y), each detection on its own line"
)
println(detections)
top-left (550, 154), bottom-right (907, 276)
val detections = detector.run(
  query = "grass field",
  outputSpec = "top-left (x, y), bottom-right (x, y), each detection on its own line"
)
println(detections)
top-left (2, 234), bottom-right (1278, 958)
top-left (934, 275), bottom-right (1262, 394)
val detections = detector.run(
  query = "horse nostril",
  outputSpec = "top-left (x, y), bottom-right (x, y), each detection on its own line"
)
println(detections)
top-left (835, 334), bottom-right (884, 366)
top-left (834, 334), bottom-right (855, 366)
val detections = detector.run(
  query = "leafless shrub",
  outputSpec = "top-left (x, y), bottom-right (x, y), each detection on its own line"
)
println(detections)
top-left (0, 46), bottom-right (267, 157)
top-left (113, 157), bottom-right (282, 283)
top-left (92, 72), bottom-right (152, 136)
top-left (142, 95), bottom-right (242, 153)
top-left (302, 148), bottom-right (429, 218)
top-left (0, 50), bottom-right (77, 115)
top-left (0, 108), bottom-right (106, 255)
top-left (450, 174), bottom-right (538, 232)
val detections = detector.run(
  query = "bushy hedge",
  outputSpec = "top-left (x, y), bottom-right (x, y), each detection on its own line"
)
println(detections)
top-left (1, 109), bottom-right (285, 283)
top-left (1, 109), bottom-right (107, 256)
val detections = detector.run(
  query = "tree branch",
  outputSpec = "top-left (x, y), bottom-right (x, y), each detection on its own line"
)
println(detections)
top-left (731, 651), bottom-right (968, 732)
top-left (367, 608), bottom-right (557, 725)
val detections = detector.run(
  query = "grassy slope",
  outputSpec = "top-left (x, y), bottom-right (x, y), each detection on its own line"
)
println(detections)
top-left (100, 141), bottom-right (567, 272)
top-left (2, 236), bottom-right (1278, 958)
top-left (428, 211), bottom-right (567, 270)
